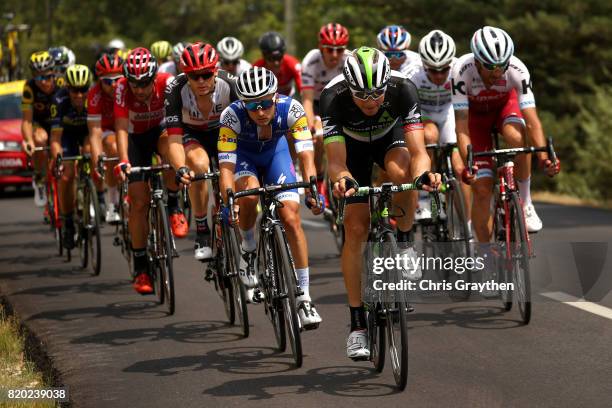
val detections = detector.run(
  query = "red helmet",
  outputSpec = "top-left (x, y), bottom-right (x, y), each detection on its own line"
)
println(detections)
top-left (319, 23), bottom-right (349, 46)
top-left (180, 42), bottom-right (219, 73)
top-left (123, 47), bottom-right (158, 81)
top-left (95, 53), bottom-right (123, 77)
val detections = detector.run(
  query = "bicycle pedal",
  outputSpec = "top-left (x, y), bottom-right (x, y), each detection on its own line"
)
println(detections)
top-left (350, 356), bottom-right (369, 362)
top-left (252, 289), bottom-right (264, 304)
top-left (302, 322), bottom-right (320, 331)
top-left (204, 269), bottom-right (215, 282)
top-left (113, 237), bottom-right (121, 246)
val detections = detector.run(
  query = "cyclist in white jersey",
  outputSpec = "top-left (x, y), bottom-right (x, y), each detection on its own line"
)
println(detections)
top-left (376, 25), bottom-right (420, 74)
top-left (301, 23), bottom-right (350, 193)
top-left (216, 37), bottom-right (251, 76)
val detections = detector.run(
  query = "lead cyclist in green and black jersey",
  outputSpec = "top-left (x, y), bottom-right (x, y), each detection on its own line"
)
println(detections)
top-left (320, 46), bottom-right (441, 359)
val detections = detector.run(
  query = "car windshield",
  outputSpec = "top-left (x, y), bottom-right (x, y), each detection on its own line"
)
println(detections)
top-left (0, 93), bottom-right (21, 120)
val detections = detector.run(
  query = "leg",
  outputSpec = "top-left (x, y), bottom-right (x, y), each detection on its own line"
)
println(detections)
top-left (32, 126), bottom-right (49, 178)
top-left (158, 130), bottom-right (188, 237)
top-left (185, 144), bottom-right (212, 259)
top-left (384, 147), bottom-right (416, 231)
top-left (103, 132), bottom-right (121, 223)
top-left (470, 176), bottom-right (494, 243)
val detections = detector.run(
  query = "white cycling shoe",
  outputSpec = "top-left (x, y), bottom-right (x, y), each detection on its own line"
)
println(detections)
top-left (414, 198), bottom-right (432, 221)
top-left (105, 204), bottom-right (121, 224)
top-left (523, 203), bottom-right (543, 232)
top-left (239, 249), bottom-right (258, 288)
top-left (398, 246), bottom-right (422, 281)
top-left (347, 329), bottom-right (370, 360)
top-left (194, 244), bottom-right (213, 261)
top-left (297, 298), bottom-right (321, 329)
top-left (32, 179), bottom-right (47, 207)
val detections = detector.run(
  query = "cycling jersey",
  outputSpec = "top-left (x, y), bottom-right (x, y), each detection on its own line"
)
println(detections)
top-left (406, 62), bottom-right (457, 144)
top-left (218, 95), bottom-right (313, 202)
top-left (114, 72), bottom-right (173, 134)
top-left (253, 55), bottom-right (302, 96)
top-left (159, 61), bottom-right (178, 75)
top-left (215, 59), bottom-right (252, 76)
top-left (398, 50), bottom-right (421, 75)
top-left (87, 82), bottom-right (115, 132)
top-left (50, 88), bottom-right (88, 156)
top-left (451, 53), bottom-right (535, 113)
top-left (301, 49), bottom-right (347, 100)
top-left (21, 78), bottom-right (60, 129)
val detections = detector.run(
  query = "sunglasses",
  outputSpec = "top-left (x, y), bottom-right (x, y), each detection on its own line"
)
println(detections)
top-left (69, 86), bottom-right (89, 94)
top-left (350, 87), bottom-right (386, 101)
top-left (101, 77), bottom-right (121, 86)
top-left (187, 71), bottom-right (215, 81)
top-left (128, 79), bottom-right (153, 88)
top-left (481, 61), bottom-right (509, 72)
top-left (426, 66), bottom-right (451, 74)
top-left (384, 51), bottom-right (405, 59)
top-left (264, 53), bottom-right (283, 62)
top-left (244, 99), bottom-right (275, 111)
top-left (322, 46), bottom-right (346, 54)
top-left (221, 60), bottom-right (239, 66)
top-left (34, 74), bottom-right (55, 81)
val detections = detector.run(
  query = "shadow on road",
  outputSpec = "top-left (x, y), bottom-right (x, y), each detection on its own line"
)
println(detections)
top-left (27, 300), bottom-right (167, 322)
top-left (12, 279), bottom-right (129, 297)
top-left (409, 305), bottom-right (523, 330)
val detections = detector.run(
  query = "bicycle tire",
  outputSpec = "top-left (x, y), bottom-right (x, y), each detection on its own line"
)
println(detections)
top-left (155, 201), bottom-right (176, 315)
top-left (509, 192), bottom-right (531, 324)
top-left (213, 220), bottom-right (235, 324)
top-left (381, 231), bottom-right (409, 390)
top-left (226, 223), bottom-right (249, 337)
top-left (78, 182), bottom-right (89, 270)
top-left (273, 224), bottom-right (302, 368)
top-left (493, 189), bottom-right (513, 311)
top-left (86, 179), bottom-right (102, 275)
top-left (367, 302), bottom-right (386, 373)
top-left (445, 179), bottom-right (472, 300)
top-left (258, 236), bottom-right (286, 351)
top-left (48, 180), bottom-right (63, 256)
top-left (118, 185), bottom-right (133, 275)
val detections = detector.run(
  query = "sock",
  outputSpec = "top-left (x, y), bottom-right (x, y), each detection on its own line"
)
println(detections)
top-left (350, 305), bottom-right (367, 331)
top-left (195, 216), bottom-right (210, 245)
top-left (296, 267), bottom-right (310, 300)
top-left (97, 190), bottom-right (106, 206)
top-left (167, 189), bottom-right (179, 212)
top-left (106, 186), bottom-right (119, 206)
top-left (518, 177), bottom-right (532, 206)
top-left (396, 227), bottom-right (414, 243)
top-left (239, 227), bottom-right (256, 252)
top-left (132, 247), bottom-right (147, 272)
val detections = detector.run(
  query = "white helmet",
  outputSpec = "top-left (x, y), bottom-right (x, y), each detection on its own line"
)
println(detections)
top-left (107, 38), bottom-right (125, 51)
top-left (236, 67), bottom-right (278, 100)
top-left (470, 26), bottom-right (514, 66)
top-left (172, 42), bottom-right (188, 63)
top-left (419, 30), bottom-right (456, 69)
top-left (217, 37), bottom-right (245, 61)
top-left (343, 46), bottom-right (390, 91)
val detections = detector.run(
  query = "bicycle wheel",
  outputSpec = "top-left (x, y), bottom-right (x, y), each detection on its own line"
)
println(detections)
top-left (225, 223), bottom-right (249, 337)
top-left (367, 302), bottom-right (386, 372)
top-left (445, 179), bottom-right (472, 300)
top-left (381, 231), bottom-right (408, 390)
top-left (48, 180), bottom-right (63, 256)
top-left (508, 192), bottom-right (531, 324)
top-left (258, 236), bottom-right (286, 352)
top-left (118, 185), bottom-right (133, 275)
top-left (325, 178), bottom-right (344, 253)
top-left (212, 220), bottom-right (235, 324)
top-left (155, 201), bottom-right (176, 315)
top-left (273, 224), bottom-right (303, 368)
top-left (86, 179), bottom-right (102, 275)
top-left (493, 192), bottom-right (513, 311)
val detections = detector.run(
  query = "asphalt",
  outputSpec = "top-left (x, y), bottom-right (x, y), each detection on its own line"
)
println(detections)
top-left (1, 191), bottom-right (611, 408)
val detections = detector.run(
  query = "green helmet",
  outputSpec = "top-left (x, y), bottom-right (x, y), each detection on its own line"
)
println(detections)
top-left (343, 46), bottom-right (390, 91)
top-left (151, 40), bottom-right (172, 61)
top-left (66, 64), bottom-right (92, 87)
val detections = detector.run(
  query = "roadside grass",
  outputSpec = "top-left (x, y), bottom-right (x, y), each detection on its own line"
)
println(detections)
top-left (533, 191), bottom-right (612, 210)
top-left (0, 306), bottom-right (58, 408)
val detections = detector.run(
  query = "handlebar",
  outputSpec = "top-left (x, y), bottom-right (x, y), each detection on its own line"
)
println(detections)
top-left (467, 138), bottom-right (558, 175)
top-left (191, 170), bottom-right (221, 182)
top-left (128, 163), bottom-right (171, 175)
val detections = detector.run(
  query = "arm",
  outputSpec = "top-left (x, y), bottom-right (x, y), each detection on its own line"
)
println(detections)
top-left (21, 109), bottom-right (34, 155)
top-left (217, 122), bottom-right (239, 203)
top-left (87, 119), bottom-right (104, 174)
top-left (115, 117), bottom-right (130, 163)
top-left (301, 88), bottom-right (316, 131)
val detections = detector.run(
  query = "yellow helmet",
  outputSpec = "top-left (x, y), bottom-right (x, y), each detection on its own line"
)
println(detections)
top-left (29, 51), bottom-right (55, 72)
top-left (66, 64), bottom-right (92, 87)
top-left (116, 48), bottom-right (131, 60)
top-left (150, 41), bottom-right (172, 60)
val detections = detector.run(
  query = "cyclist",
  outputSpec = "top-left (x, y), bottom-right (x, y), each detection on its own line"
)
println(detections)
top-left (88, 53), bottom-right (124, 223)
top-left (48, 65), bottom-right (96, 249)
top-left (151, 40), bottom-right (172, 62)
top-left (320, 47), bottom-right (441, 359)
top-left (21, 51), bottom-right (58, 208)
top-left (301, 23), bottom-right (349, 197)
top-left (106, 38), bottom-right (126, 55)
top-left (48, 45), bottom-right (75, 87)
top-left (218, 66), bottom-right (323, 327)
top-left (452, 26), bottom-right (560, 239)
top-left (113, 47), bottom-right (184, 294)
top-left (376, 25), bottom-right (420, 74)
top-left (166, 42), bottom-right (238, 260)
top-left (253, 32), bottom-right (302, 97)
top-left (159, 42), bottom-right (187, 75)
top-left (216, 37), bottom-right (251, 75)
top-left (406, 30), bottom-right (466, 220)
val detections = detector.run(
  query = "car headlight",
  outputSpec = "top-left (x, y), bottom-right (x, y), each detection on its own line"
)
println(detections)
top-left (0, 141), bottom-right (22, 152)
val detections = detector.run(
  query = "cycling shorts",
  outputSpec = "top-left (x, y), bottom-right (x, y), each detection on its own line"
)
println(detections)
top-left (61, 132), bottom-right (87, 156)
top-left (183, 128), bottom-right (218, 159)
top-left (469, 89), bottom-right (525, 178)
top-left (422, 106), bottom-right (456, 145)
top-left (127, 126), bottom-right (162, 183)
top-left (234, 136), bottom-right (299, 203)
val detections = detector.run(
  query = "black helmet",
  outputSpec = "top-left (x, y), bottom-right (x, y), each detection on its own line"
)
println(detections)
top-left (259, 31), bottom-right (286, 59)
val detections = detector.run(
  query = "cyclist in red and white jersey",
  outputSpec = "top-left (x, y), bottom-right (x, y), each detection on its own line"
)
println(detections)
top-left (113, 48), bottom-right (185, 294)
top-left (166, 42), bottom-right (238, 260)
top-left (376, 25), bottom-right (420, 74)
top-left (88, 53), bottom-right (124, 223)
top-left (451, 26), bottom-right (560, 241)
top-left (301, 23), bottom-right (349, 194)
top-left (253, 31), bottom-right (302, 97)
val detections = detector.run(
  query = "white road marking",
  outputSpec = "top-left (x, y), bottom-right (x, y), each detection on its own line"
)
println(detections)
top-left (541, 291), bottom-right (612, 320)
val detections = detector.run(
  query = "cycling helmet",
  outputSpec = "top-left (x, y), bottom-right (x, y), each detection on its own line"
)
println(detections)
top-left (107, 38), bottom-right (126, 52)
top-left (29, 51), bottom-right (54, 72)
top-left (470, 26), bottom-right (514, 66)
top-left (319, 23), bottom-right (349, 46)
top-left (150, 40), bottom-right (172, 60)
top-left (123, 47), bottom-right (158, 81)
top-left (343, 46), bottom-right (390, 91)
top-left (419, 30), bottom-right (456, 69)
top-left (180, 42), bottom-right (218, 73)
top-left (95, 53), bottom-right (123, 77)
top-left (236, 67), bottom-right (278, 100)
top-left (66, 64), bottom-right (92, 88)
top-left (376, 25), bottom-right (411, 51)
top-left (217, 37), bottom-right (245, 61)
top-left (259, 31), bottom-right (286, 58)
top-left (172, 42), bottom-right (188, 63)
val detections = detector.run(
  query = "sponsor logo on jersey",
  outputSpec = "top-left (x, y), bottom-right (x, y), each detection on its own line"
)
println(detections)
top-left (451, 79), bottom-right (466, 96)
top-left (218, 128), bottom-right (237, 151)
